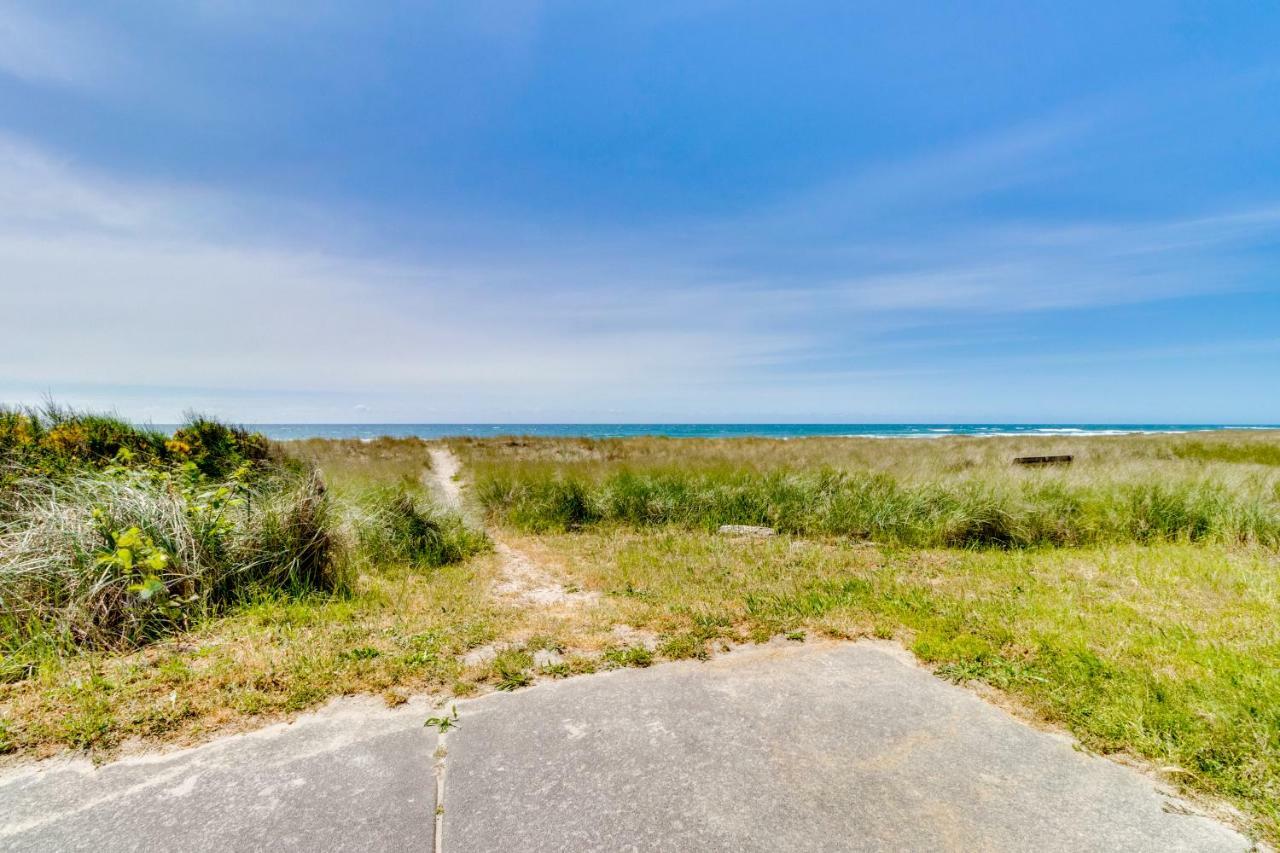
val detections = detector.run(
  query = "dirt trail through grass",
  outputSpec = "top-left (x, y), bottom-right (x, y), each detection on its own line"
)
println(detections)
top-left (427, 446), bottom-right (597, 610)
top-left (426, 446), bottom-right (465, 509)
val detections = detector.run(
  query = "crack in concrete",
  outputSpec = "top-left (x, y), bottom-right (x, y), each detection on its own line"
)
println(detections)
top-left (432, 732), bottom-right (448, 853)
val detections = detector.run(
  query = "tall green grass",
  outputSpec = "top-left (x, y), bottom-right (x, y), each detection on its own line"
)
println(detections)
top-left (352, 486), bottom-right (490, 569)
top-left (0, 408), bottom-right (338, 671)
top-left (474, 461), bottom-right (1280, 548)
top-left (282, 438), bottom-right (490, 570)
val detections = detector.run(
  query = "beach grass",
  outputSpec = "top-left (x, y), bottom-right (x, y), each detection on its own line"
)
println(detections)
top-left (0, 408), bottom-right (338, 660)
top-left (462, 432), bottom-right (1280, 547)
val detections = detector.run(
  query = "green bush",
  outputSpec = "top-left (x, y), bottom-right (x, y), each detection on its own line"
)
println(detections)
top-left (0, 406), bottom-right (271, 485)
top-left (167, 416), bottom-right (271, 479)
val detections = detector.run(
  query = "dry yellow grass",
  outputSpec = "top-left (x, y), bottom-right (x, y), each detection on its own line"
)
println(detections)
top-left (449, 429), bottom-right (1280, 476)
top-left (286, 436), bottom-right (436, 492)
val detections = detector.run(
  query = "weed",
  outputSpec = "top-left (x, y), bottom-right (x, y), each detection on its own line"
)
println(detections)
top-left (491, 648), bottom-right (534, 690)
top-left (424, 705), bottom-right (460, 733)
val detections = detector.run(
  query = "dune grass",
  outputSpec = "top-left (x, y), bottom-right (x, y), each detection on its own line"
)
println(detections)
top-left (463, 433), bottom-right (1280, 548)
top-left (451, 429), bottom-right (1280, 473)
top-left (1, 409), bottom-right (337, 663)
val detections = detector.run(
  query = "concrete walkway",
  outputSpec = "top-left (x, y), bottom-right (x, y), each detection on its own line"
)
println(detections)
top-left (0, 696), bottom-right (437, 852)
top-left (0, 642), bottom-right (1254, 852)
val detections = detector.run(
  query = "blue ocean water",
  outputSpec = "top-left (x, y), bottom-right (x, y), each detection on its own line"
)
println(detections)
top-left (205, 424), bottom-right (1278, 441)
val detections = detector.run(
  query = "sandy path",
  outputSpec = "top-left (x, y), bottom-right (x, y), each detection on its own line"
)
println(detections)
top-left (426, 445), bottom-right (597, 609)
top-left (426, 446), bottom-right (464, 508)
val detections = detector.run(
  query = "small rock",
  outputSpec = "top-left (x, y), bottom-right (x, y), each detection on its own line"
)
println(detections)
top-left (718, 524), bottom-right (776, 537)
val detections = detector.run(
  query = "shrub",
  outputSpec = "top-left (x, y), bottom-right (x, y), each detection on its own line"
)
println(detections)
top-left (167, 416), bottom-right (271, 479)
top-left (0, 406), bottom-right (269, 485)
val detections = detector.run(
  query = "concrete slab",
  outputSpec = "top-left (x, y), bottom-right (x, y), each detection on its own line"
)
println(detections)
top-left (442, 642), bottom-right (1250, 852)
top-left (0, 696), bottom-right (437, 853)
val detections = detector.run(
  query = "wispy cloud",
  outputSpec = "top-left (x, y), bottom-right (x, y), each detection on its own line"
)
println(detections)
top-left (0, 5), bottom-right (115, 88)
top-left (0, 133), bottom-right (802, 419)
top-left (0, 136), bottom-right (162, 232)
top-left (748, 112), bottom-right (1094, 235)
top-left (3, 115), bottom-right (1279, 422)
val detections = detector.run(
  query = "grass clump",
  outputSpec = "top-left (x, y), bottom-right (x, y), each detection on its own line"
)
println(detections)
top-left (490, 648), bottom-right (534, 690)
top-left (602, 645), bottom-right (654, 669)
top-left (354, 487), bottom-right (489, 569)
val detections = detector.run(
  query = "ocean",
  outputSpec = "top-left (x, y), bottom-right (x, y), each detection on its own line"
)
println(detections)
top-left (207, 424), bottom-right (1279, 441)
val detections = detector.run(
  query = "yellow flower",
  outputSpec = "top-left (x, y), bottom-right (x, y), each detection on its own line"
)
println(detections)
top-left (0, 414), bottom-right (34, 447)
top-left (43, 423), bottom-right (89, 457)
top-left (165, 438), bottom-right (193, 456)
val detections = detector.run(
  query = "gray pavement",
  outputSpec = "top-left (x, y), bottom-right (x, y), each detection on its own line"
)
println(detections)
top-left (441, 642), bottom-right (1250, 852)
top-left (0, 642), bottom-right (1255, 852)
top-left (0, 696), bottom-right (437, 853)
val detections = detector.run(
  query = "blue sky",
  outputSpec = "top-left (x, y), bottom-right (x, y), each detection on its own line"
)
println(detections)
top-left (1, 1), bottom-right (1278, 423)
